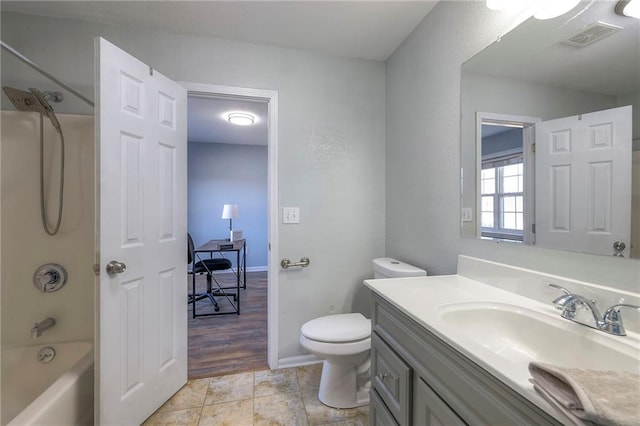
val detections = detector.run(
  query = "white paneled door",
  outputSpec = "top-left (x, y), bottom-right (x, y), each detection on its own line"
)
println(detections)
top-left (96, 38), bottom-right (187, 425)
top-left (535, 106), bottom-right (632, 256)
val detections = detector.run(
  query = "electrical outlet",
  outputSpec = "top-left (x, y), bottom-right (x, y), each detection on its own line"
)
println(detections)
top-left (283, 207), bottom-right (300, 224)
top-left (462, 207), bottom-right (473, 222)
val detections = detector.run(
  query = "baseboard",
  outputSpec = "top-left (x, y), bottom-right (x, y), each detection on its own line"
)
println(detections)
top-left (276, 354), bottom-right (321, 369)
top-left (216, 265), bottom-right (268, 273)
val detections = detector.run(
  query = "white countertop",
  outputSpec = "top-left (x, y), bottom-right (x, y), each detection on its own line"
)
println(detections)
top-left (364, 274), bottom-right (640, 423)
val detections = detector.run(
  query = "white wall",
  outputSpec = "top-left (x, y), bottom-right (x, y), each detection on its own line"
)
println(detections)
top-left (0, 112), bottom-right (94, 348)
top-left (386, 2), bottom-right (640, 290)
top-left (1, 12), bottom-right (386, 359)
top-left (188, 142), bottom-right (268, 269)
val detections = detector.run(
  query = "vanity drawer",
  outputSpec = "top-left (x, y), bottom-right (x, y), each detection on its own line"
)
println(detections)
top-left (371, 331), bottom-right (412, 425)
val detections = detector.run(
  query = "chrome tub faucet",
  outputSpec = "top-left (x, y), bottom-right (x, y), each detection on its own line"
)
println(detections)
top-left (31, 317), bottom-right (56, 338)
top-left (548, 283), bottom-right (640, 336)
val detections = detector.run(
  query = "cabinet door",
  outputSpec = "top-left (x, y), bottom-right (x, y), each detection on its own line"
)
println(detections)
top-left (372, 332), bottom-right (412, 425)
top-left (371, 389), bottom-right (399, 426)
top-left (414, 377), bottom-right (466, 426)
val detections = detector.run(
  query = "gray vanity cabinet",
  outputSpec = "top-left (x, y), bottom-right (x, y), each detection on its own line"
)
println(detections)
top-left (370, 294), bottom-right (561, 426)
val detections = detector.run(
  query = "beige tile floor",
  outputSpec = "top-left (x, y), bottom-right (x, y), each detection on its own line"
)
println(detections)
top-left (143, 364), bottom-right (370, 426)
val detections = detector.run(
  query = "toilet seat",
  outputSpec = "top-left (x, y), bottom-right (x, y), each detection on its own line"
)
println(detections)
top-left (300, 334), bottom-right (371, 356)
top-left (301, 313), bottom-right (371, 343)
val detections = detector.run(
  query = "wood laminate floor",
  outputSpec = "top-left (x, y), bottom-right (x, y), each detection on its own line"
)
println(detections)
top-left (188, 271), bottom-right (268, 379)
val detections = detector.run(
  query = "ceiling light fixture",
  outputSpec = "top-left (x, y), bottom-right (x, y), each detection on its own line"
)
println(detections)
top-left (533, 0), bottom-right (581, 20)
top-left (616, 0), bottom-right (640, 18)
top-left (486, 0), bottom-right (510, 11)
top-left (227, 112), bottom-right (255, 126)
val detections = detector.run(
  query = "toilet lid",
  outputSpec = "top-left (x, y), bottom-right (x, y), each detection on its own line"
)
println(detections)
top-left (301, 313), bottom-right (371, 343)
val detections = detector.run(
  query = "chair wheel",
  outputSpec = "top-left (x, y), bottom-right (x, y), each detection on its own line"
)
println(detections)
top-left (214, 306), bottom-right (220, 312)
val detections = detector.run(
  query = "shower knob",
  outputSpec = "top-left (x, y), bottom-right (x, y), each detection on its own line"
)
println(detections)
top-left (33, 263), bottom-right (67, 292)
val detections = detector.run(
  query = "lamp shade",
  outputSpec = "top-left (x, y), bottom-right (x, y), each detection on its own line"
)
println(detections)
top-left (221, 204), bottom-right (239, 220)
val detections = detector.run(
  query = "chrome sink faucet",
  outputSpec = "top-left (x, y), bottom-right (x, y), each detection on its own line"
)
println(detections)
top-left (31, 317), bottom-right (56, 338)
top-left (601, 304), bottom-right (640, 336)
top-left (548, 283), bottom-right (640, 336)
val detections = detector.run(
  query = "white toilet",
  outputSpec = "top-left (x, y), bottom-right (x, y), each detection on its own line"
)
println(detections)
top-left (299, 257), bottom-right (426, 409)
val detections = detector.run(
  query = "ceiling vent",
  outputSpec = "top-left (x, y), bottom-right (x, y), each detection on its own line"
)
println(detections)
top-left (561, 21), bottom-right (623, 47)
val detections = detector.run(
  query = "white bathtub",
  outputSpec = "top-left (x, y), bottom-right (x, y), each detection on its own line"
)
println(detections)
top-left (1, 341), bottom-right (94, 426)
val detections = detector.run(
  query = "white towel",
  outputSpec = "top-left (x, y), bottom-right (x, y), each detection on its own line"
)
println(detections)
top-left (529, 361), bottom-right (640, 426)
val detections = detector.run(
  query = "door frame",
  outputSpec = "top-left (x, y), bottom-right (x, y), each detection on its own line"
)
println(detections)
top-left (179, 81), bottom-right (279, 369)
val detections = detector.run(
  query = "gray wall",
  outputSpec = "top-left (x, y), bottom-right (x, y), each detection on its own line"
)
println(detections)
top-left (386, 1), bottom-right (639, 290)
top-left (1, 11), bottom-right (386, 360)
top-left (188, 142), bottom-right (268, 269)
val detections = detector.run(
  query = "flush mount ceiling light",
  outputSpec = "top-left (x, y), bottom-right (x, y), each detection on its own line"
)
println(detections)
top-left (533, 0), bottom-right (581, 19)
top-left (226, 112), bottom-right (255, 126)
top-left (616, 0), bottom-right (640, 18)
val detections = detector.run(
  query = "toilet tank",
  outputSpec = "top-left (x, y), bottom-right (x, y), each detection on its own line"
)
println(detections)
top-left (372, 257), bottom-right (427, 278)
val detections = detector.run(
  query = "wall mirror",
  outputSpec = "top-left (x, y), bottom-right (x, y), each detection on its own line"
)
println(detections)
top-left (460, 0), bottom-right (639, 259)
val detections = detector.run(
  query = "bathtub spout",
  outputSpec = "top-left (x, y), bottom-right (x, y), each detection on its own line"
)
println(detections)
top-left (32, 318), bottom-right (56, 338)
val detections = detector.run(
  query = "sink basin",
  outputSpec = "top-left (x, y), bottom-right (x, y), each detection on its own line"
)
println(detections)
top-left (438, 302), bottom-right (640, 373)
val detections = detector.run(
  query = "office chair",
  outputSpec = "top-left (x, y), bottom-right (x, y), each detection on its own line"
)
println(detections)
top-left (188, 233), bottom-right (232, 317)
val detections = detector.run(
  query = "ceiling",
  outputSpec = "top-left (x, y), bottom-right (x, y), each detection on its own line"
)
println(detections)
top-left (1, 1), bottom-right (438, 62)
top-left (1, 1), bottom-right (439, 145)
top-left (188, 96), bottom-right (268, 145)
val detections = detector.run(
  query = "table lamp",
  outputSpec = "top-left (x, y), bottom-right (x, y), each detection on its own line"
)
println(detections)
top-left (221, 204), bottom-right (239, 241)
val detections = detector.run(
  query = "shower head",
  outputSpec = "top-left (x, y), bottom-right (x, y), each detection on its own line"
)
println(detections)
top-left (3, 86), bottom-right (48, 114)
top-left (2, 86), bottom-right (62, 131)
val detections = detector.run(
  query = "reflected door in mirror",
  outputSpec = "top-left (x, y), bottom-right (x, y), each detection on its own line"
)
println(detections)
top-left (535, 106), bottom-right (632, 256)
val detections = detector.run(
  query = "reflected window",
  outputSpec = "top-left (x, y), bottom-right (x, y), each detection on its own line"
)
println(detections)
top-left (481, 161), bottom-right (524, 241)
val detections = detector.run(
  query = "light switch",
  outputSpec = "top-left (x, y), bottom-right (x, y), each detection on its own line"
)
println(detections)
top-left (283, 207), bottom-right (300, 224)
top-left (462, 207), bottom-right (473, 222)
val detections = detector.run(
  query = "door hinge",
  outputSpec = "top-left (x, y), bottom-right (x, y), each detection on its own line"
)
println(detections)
top-left (149, 66), bottom-right (154, 76)
top-left (531, 142), bottom-right (536, 153)
top-left (532, 224), bottom-right (536, 234)
top-left (93, 263), bottom-right (100, 275)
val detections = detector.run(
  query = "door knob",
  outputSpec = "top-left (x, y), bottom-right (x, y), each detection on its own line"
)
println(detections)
top-left (106, 260), bottom-right (127, 275)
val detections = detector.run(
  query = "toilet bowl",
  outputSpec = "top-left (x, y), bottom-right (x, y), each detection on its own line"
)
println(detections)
top-left (300, 257), bottom-right (426, 409)
top-left (300, 313), bottom-right (372, 408)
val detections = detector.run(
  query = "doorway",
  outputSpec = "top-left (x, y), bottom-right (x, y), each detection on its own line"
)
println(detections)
top-left (182, 82), bottom-right (279, 377)
top-left (475, 112), bottom-right (539, 245)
